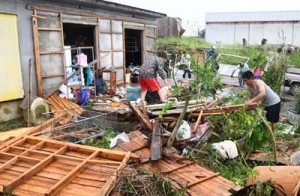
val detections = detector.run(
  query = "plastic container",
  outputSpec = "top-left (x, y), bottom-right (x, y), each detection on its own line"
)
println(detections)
top-left (126, 86), bottom-right (141, 101)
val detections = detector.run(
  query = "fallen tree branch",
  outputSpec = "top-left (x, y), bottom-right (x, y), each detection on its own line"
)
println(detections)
top-left (257, 111), bottom-right (277, 163)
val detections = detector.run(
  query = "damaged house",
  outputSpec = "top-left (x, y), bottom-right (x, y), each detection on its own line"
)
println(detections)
top-left (0, 0), bottom-right (166, 121)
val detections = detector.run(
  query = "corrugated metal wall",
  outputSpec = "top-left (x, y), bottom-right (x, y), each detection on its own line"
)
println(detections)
top-left (0, 13), bottom-right (24, 102)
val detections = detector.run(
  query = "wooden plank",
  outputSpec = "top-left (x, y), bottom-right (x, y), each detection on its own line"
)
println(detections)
top-left (98, 152), bottom-right (131, 196)
top-left (25, 135), bottom-right (140, 162)
top-left (37, 27), bottom-right (62, 31)
top-left (40, 50), bottom-right (64, 55)
top-left (150, 121), bottom-right (162, 161)
top-left (146, 34), bottom-right (157, 39)
top-left (162, 162), bottom-right (195, 174)
top-left (0, 156), bottom-right (18, 173)
top-left (32, 11), bottom-right (43, 96)
top-left (27, 176), bottom-right (57, 188)
top-left (192, 110), bottom-right (203, 133)
top-left (41, 73), bottom-right (65, 78)
top-left (70, 177), bottom-right (104, 187)
top-left (17, 183), bottom-right (49, 194)
top-left (36, 170), bottom-right (64, 180)
top-left (59, 12), bottom-right (66, 80)
top-left (13, 187), bottom-right (45, 196)
top-left (129, 102), bottom-right (152, 130)
top-left (187, 173), bottom-right (219, 188)
top-left (3, 156), bottom-right (54, 192)
top-left (3, 146), bottom-right (67, 192)
top-left (47, 151), bottom-right (99, 195)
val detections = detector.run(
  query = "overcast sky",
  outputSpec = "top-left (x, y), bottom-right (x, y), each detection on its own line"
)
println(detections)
top-left (107, 0), bottom-right (299, 29)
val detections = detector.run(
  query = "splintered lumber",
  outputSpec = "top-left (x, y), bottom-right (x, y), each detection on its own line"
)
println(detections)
top-left (192, 103), bottom-right (258, 117)
top-left (129, 102), bottom-right (152, 130)
top-left (150, 121), bottom-right (162, 161)
top-left (145, 99), bottom-right (205, 110)
top-left (99, 152), bottom-right (131, 195)
top-left (192, 110), bottom-right (203, 133)
top-left (113, 130), bottom-right (241, 195)
top-left (47, 95), bottom-right (84, 125)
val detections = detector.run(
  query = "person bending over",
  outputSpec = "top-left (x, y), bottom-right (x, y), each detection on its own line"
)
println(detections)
top-left (139, 53), bottom-right (168, 103)
top-left (242, 71), bottom-right (281, 131)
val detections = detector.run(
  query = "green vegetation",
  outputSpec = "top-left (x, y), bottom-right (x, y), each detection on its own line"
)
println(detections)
top-left (84, 129), bottom-right (118, 149)
top-left (157, 37), bottom-right (300, 68)
top-left (288, 51), bottom-right (300, 67)
top-left (193, 144), bottom-right (259, 187)
top-left (0, 118), bottom-right (26, 132)
top-left (157, 37), bottom-right (210, 51)
top-left (262, 53), bottom-right (289, 94)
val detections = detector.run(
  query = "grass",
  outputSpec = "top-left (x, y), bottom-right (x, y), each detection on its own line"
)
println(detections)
top-left (0, 118), bottom-right (26, 132)
top-left (157, 37), bottom-right (300, 68)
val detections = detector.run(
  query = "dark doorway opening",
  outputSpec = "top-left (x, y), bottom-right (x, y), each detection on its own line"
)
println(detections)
top-left (125, 29), bottom-right (143, 67)
top-left (63, 23), bottom-right (96, 63)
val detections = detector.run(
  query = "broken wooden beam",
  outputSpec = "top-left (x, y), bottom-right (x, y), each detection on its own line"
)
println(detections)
top-left (150, 121), bottom-right (162, 161)
top-left (129, 102), bottom-right (152, 130)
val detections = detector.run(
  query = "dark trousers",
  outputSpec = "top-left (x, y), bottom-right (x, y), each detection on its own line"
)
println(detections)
top-left (183, 70), bottom-right (192, 79)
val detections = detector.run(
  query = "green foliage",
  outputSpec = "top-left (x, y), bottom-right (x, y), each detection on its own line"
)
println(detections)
top-left (194, 144), bottom-right (257, 186)
top-left (172, 86), bottom-right (183, 97)
top-left (209, 108), bottom-right (272, 152)
top-left (288, 51), bottom-right (300, 68)
top-left (159, 101), bottom-right (174, 119)
top-left (262, 53), bottom-right (289, 94)
top-left (84, 129), bottom-right (117, 149)
top-left (218, 46), bottom-right (267, 68)
top-left (157, 37), bottom-right (210, 51)
top-left (189, 59), bottom-right (223, 99)
top-left (0, 118), bottom-right (26, 132)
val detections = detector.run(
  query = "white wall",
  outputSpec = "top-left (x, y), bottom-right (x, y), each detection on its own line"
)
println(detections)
top-left (293, 23), bottom-right (300, 45)
top-left (206, 22), bottom-right (300, 46)
top-left (234, 24), bottom-right (249, 44)
top-left (206, 24), bottom-right (234, 44)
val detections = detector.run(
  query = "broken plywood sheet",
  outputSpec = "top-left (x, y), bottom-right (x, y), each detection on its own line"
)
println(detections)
top-left (114, 130), bottom-right (241, 195)
top-left (0, 135), bottom-right (138, 195)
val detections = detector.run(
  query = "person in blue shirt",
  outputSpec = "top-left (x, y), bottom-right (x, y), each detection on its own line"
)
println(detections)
top-left (206, 45), bottom-right (219, 71)
top-left (231, 63), bottom-right (250, 87)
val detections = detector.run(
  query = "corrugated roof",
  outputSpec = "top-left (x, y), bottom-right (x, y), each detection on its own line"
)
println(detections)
top-left (206, 11), bottom-right (300, 23)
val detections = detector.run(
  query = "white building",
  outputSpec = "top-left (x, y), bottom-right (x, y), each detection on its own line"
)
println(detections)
top-left (205, 11), bottom-right (300, 46)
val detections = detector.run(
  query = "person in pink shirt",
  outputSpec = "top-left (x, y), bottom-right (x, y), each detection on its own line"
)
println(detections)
top-left (253, 66), bottom-right (263, 79)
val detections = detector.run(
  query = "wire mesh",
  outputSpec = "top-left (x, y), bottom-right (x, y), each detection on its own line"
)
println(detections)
top-left (39, 109), bottom-right (138, 143)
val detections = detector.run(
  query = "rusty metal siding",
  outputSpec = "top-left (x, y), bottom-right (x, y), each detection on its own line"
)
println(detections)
top-left (0, 13), bottom-right (24, 102)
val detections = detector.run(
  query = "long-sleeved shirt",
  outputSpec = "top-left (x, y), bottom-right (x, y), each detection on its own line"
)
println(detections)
top-left (139, 56), bottom-right (167, 79)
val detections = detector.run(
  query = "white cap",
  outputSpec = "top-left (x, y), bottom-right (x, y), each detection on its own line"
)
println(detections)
top-left (212, 45), bottom-right (216, 49)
